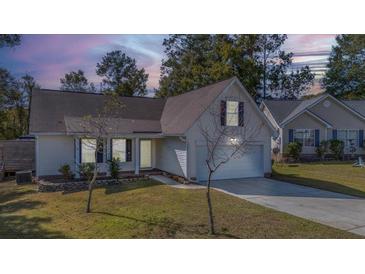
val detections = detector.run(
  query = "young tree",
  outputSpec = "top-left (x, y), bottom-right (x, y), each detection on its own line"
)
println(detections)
top-left (198, 91), bottom-right (265, 235)
top-left (60, 69), bottom-right (96, 92)
top-left (0, 34), bottom-right (21, 48)
top-left (77, 93), bottom-right (123, 213)
top-left (96, 50), bottom-right (148, 96)
top-left (323, 34), bottom-right (365, 99)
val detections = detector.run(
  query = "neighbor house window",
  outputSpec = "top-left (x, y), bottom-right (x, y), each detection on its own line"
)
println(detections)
top-left (294, 129), bottom-right (315, 147)
top-left (112, 138), bottom-right (126, 162)
top-left (226, 101), bottom-right (239, 126)
top-left (337, 129), bottom-right (358, 147)
top-left (81, 139), bottom-right (103, 163)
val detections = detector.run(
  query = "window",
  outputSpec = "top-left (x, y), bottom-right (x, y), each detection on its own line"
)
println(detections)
top-left (337, 130), bottom-right (358, 147)
top-left (294, 129), bottom-right (315, 147)
top-left (112, 139), bottom-right (126, 162)
top-left (226, 101), bottom-right (239, 126)
top-left (81, 139), bottom-right (96, 163)
top-left (81, 139), bottom-right (103, 163)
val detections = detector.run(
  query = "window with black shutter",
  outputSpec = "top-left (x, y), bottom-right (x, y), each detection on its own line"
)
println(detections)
top-left (220, 100), bottom-right (226, 126)
top-left (238, 102), bottom-right (244, 126)
top-left (96, 140), bottom-right (104, 163)
top-left (126, 139), bottom-right (132, 162)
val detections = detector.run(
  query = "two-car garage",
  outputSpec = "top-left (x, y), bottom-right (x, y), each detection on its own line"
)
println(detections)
top-left (196, 145), bottom-right (264, 181)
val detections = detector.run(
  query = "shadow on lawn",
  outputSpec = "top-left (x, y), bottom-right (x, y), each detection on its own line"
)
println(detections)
top-left (103, 180), bottom-right (161, 195)
top-left (93, 211), bottom-right (239, 239)
top-left (273, 171), bottom-right (365, 198)
top-left (0, 188), bottom-right (37, 204)
top-left (0, 187), bottom-right (66, 239)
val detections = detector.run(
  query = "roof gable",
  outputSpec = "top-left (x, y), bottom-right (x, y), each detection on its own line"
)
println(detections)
top-left (263, 94), bottom-right (365, 129)
top-left (160, 77), bottom-right (236, 135)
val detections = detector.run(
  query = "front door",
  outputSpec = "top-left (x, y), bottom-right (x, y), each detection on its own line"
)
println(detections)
top-left (140, 140), bottom-right (152, 168)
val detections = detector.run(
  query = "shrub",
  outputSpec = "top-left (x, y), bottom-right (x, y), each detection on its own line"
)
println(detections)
top-left (287, 142), bottom-right (302, 161)
top-left (108, 157), bottom-right (121, 180)
top-left (315, 140), bottom-right (329, 160)
top-left (58, 164), bottom-right (74, 181)
top-left (329, 139), bottom-right (344, 160)
top-left (79, 163), bottom-right (95, 181)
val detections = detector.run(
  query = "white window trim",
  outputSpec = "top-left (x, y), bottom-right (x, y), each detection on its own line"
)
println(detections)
top-left (111, 138), bottom-right (127, 162)
top-left (81, 138), bottom-right (96, 163)
top-left (293, 129), bottom-right (315, 148)
top-left (336, 129), bottom-right (359, 148)
top-left (226, 100), bottom-right (239, 127)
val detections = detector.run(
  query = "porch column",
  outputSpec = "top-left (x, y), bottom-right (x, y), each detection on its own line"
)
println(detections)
top-left (135, 137), bottom-right (140, 175)
top-left (106, 138), bottom-right (111, 176)
top-left (74, 137), bottom-right (80, 178)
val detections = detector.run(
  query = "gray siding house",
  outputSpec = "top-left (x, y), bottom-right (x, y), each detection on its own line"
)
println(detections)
top-left (260, 93), bottom-right (365, 158)
top-left (30, 77), bottom-right (275, 182)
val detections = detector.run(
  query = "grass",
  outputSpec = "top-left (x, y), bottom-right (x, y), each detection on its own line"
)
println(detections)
top-left (273, 162), bottom-right (365, 198)
top-left (0, 179), bottom-right (359, 238)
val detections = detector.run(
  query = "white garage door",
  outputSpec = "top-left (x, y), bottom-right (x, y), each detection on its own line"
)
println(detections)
top-left (196, 145), bottom-right (264, 181)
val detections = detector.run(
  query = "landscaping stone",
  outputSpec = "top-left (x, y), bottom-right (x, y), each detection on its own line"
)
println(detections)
top-left (38, 176), bottom-right (148, 192)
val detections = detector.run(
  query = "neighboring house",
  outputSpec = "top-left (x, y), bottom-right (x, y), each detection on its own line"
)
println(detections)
top-left (29, 77), bottom-right (276, 182)
top-left (260, 93), bottom-right (365, 158)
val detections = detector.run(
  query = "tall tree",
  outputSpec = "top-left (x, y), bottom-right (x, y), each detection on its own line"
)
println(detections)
top-left (156, 34), bottom-right (314, 100)
top-left (20, 74), bottom-right (41, 134)
top-left (96, 50), bottom-right (148, 96)
top-left (60, 69), bottom-right (96, 92)
top-left (157, 35), bottom-right (235, 97)
top-left (0, 68), bottom-right (25, 139)
top-left (0, 34), bottom-right (21, 48)
top-left (323, 34), bottom-right (365, 99)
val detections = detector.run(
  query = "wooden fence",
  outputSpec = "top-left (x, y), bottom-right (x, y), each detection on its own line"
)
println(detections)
top-left (0, 140), bottom-right (35, 175)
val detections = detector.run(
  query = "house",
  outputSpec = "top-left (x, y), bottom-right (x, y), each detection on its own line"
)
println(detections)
top-left (260, 93), bottom-right (365, 159)
top-left (29, 77), bottom-right (276, 182)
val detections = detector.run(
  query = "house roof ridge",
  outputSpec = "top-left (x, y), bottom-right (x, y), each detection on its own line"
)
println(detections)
top-left (37, 88), bottom-right (165, 100)
top-left (167, 76), bottom-right (236, 99)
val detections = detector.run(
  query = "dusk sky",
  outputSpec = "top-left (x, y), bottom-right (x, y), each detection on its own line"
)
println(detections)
top-left (0, 34), bottom-right (337, 95)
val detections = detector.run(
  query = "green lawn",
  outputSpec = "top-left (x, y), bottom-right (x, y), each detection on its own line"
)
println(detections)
top-left (0, 179), bottom-right (359, 238)
top-left (273, 162), bottom-right (365, 198)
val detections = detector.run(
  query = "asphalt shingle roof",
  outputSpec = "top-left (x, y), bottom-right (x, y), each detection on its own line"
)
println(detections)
top-left (30, 77), bottom-right (236, 135)
top-left (263, 95), bottom-right (365, 126)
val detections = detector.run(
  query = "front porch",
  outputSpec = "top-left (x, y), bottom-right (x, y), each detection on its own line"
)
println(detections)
top-left (74, 135), bottom-right (162, 177)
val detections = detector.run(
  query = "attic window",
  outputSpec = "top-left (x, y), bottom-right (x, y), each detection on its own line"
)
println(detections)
top-left (226, 101), bottom-right (239, 126)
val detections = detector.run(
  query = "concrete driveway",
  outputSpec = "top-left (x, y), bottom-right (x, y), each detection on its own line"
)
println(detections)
top-left (200, 178), bottom-right (365, 236)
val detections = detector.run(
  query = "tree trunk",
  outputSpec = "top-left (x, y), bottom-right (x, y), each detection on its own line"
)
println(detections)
top-left (86, 150), bottom-right (98, 213)
top-left (206, 172), bottom-right (215, 235)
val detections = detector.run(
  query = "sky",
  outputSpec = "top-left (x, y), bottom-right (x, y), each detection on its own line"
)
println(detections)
top-left (0, 34), bottom-right (337, 95)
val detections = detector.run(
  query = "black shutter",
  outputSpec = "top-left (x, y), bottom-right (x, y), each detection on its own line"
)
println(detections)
top-left (110, 139), bottom-right (113, 160)
top-left (220, 100), bottom-right (226, 126)
top-left (315, 129), bottom-right (320, 147)
top-left (238, 102), bottom-right (244, 126)
top-left (126, 139), bottom-right (132, 162)
top-left (96, 140), bottom-right (103, 163)
top-left (289, 129), bottom-right (294, 143)
top-left (79, 138), bottom-right (82, 164)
